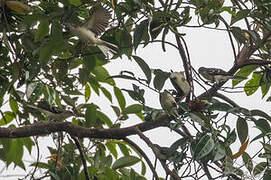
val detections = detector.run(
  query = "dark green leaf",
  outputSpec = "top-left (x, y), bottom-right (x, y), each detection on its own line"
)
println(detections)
top-left (153, 69), bottom-right (169, 91)
top-left (263, 168), bottom-right (271, 180)
top-left (93, 66), bottom-right (115, 86)
top-left (114, 87), bottom-right (126, 110)
top-left (231, 27), bottom-right (247, 44)
top-left (96, 111), bottom-right (113, 127)
top-left (101, 87), bottom-right (112, 102)
top-left (242, 152), bottom-right (253, 173)
top-left (253, 162), bottom-right (267, 176)
top-left (133, 19), bottom-right (149, 51)
top-left (118, 143), bottom-right (130, 156)
top-left (85, 104), bottom-right (98, 127)
top-left (194, 135), bottom-right (215, 160)
top-left (231, 9), bottom-right (250, 25)
top-left (132, 56), bottom-right (152, 84)
top-left (112, 156), bottom-right (140, 170)
top-left (68, 0), bottom-right (81, 6)
top-left (236, 117), bottom-right (248, 144)
top-left (35, 20), bottom-right (49, 42)
top-left (225, 129), bottom-right (237, 146)
top-left (123, 104), bottom-right (143, 114)
top-left (111, 105), bottom-right (121, 117)
top-left (83, 55), bottom-right (96, 72)
top-left (254, 118), bottom-right (270, 133)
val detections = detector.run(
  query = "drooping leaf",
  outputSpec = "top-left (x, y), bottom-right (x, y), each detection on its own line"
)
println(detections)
top-left (114, 87), bottom-right (126, 110)
top-left (236, 117), bottom-right (248, 144)
top-left (112, 156), bottom-right (140, 170)
top-left (132, 56), bottom-right (152, 84)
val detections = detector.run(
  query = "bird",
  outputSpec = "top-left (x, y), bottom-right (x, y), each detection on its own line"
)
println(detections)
top-left (169, 71), bottom-right (190, 102)
top-left (153, 144), bottom-right (179, 162)
top-left (198, 67), bottom-right (247, 84)
top-left (66, 6), bottom-right (119, 58)
top-left (159, 90), bottom-right (179, 118)
top-left (25, 103), bottom-right (74, 121)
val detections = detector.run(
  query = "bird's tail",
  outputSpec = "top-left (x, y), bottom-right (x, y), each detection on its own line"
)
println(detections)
top-left (232, 76), bottom-right (247, 80)
top-left (98, 40), bottom-right (119, 58)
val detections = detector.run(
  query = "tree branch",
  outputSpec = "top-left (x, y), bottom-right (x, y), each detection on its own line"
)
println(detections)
top-left (0, 114), bottom-right (171, 139)
top-left (70, 136), bottom-right (89, 180)
top-left (123, 137), bottom-right (159, 180)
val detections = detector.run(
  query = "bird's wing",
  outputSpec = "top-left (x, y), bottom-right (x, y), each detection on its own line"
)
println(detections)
top-left (83, 7), bottom-right (111, 36)
top-left (207, 68), bottom-right (229, 76)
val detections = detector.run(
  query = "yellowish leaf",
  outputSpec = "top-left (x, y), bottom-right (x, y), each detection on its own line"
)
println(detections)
top-left (231, 138), bottom-right (249, 159)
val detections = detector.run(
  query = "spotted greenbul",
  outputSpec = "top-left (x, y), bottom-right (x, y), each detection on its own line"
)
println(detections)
top-left (198, 67), bottom-right (246, 84)
top-left (159, 90), bottom-right (179, 118)
top-left (66, 7), bottom-right (119, 58)
top-left (25, 103), bottom-right (74, 121)
top-left (169, 71), bottom-right (190, 101)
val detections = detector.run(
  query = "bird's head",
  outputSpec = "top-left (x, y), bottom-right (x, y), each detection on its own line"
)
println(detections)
top-left (198, 67), bottom-right (207, 74)
top-left (170, 71), bottom-right (186, 82)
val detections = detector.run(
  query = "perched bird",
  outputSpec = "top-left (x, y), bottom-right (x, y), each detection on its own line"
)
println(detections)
top-left (198, 67), bottom-right (246, 84)
top-left (169, 71), bottom-right (190, 102)
top-left (25, 103), bottom-right (74, 121)
top-left (153, 144), bottom-right (176, 162)
top-left (159, 90), bottom-right (179, 118)
top-left (66, 6), bottom-right (119, 58)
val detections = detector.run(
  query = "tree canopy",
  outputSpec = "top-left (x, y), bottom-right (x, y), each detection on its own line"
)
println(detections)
top-left (0, 0), bottom-right (271, 179)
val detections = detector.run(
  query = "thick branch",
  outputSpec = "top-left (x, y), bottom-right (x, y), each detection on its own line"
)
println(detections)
top-left (0, 114), bottom-right (171, 139)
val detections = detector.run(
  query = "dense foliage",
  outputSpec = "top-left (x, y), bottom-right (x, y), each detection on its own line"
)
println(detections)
top-left (0, 0), bottom-right (271, 179)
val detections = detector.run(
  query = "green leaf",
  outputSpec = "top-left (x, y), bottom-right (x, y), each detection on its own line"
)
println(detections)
top-left (253, 162), bottom-right (267, 176)
top-left (85, 104), bottom-right (98, 127)
top-left (9, 98), bottom-right (18, 114)
top-left (123, 104), bottom-right (143, 114)
top-left (251, 109), bottom-right (271, 121)
top-left (225, 129), bottom-right (237, 146)
top-left (231, 27), bottom-right (247, 44)
top-left (132, 56), bottom-right (152, 84)
top-left (233, 65), bottom-right (259, 86)
top-left (35, 20), bottom-right (49, 42)
top-left (38, 43), bottom-right (55, 65)
top-left (133, 19), bottom-right (149, 51)
top-left (68, 0), bottom-right (81, 6)
top-left (96, 111), bottom-right (113, 127)
top-left (106, 142), bottom-right (118, 159)
top-left (194, 135), bottom-right (215, 160)
top-left (263, 168), bottom-right (271, 180)
top-left (236, 117), bottom-right (248, 144)
top-left (112, 156), bottom-right (140, 170)
top-left (149, 19), bottom-right (163, 40)
top-left (101, 87), bottom-right (112, 102)
top-left (213, 143), bottom-right (226, 162)
top-left (254, 118), bottom-right (270, 133)
top-left (242, 152), bottom-right (253, 173)
top-left (114, 87), bottom-right (126, 110)
top-left (244, 72), bottom-right (261, 96)
top-left (231, 9), bottom-right (250, 25)
top-left (85, 83), bottom-right (91, 102)
top-left (111, 105), bottom-right (121, 117)
top-left (6, 139), bottom-right (24, 169)
top-left (51, 21), bottom-right (63, 41)
top-left (79, 68), bottom-right (90, 85)
top-left (0, 111), bottom-right (14, 126)
top-left (118, 143), bottom-right (130, 156)
top-left (153, 69), bottom-right (169, 91)
top-left (83, 55), bottom-right (96, 72)
top-left (93, 66), bottom-right (115, 86)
